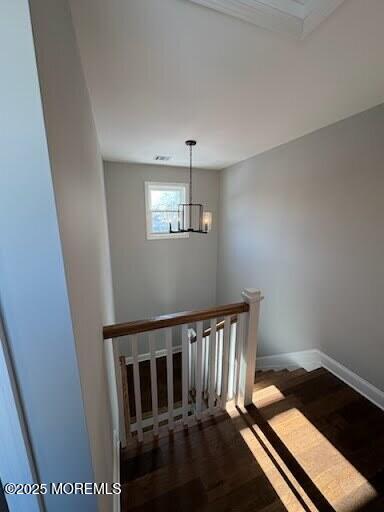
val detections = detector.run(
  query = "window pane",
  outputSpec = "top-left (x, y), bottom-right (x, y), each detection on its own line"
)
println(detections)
top-left (151, 211), bottom-right (179, 233)
top-left (151, 189), bottom-right (183, 211)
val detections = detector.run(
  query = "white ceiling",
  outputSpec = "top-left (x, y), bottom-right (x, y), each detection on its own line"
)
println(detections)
top-left (70, 0), bottom-right (384, 169)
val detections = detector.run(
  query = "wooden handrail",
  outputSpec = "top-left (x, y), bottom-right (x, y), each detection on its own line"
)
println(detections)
top-left (190, 314), bottom-right (238, 343)
top-left (103, 302), bottom-right (249, 339)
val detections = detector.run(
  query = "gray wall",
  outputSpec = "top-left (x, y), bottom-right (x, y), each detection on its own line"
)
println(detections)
top-left (29, 1), bottom-right (116, 510)
top-left (217, 104), bottom-right (384, 391)
top-left (0, 0), bottom-right (98, 510)
top-left (104, 161), bottom-right (219, 352)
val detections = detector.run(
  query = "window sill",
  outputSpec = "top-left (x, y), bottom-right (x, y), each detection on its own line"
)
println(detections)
top-left (146, 232), bottom-right (190, 240)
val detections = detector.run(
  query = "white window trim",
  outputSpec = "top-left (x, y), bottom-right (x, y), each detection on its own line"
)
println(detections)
top-left (145, 181), bottom-right (190, 240)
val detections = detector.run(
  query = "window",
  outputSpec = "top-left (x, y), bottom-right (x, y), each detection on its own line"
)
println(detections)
top-left (145, 182), bottom-right (189, 240)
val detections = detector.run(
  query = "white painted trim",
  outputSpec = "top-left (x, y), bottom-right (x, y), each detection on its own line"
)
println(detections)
top-left (189, 0), bottom-right (302, 38)
top-left (144, 181), bottom-right (190, 240)
top-left (126, 345), bottom-right (384, 411)
top-left (112, 429), bottom-right (120, 512)
top-left (302, 0), bottom-right (346, 39)
top-left (131, 335), bottom-right (143, 442)
top-left (256, 349), bottom-right (321, 371)
top-left (0, 317), bottom-right (43, 512)
top-left (256, 349), bottom-right (384, 411)
top-left (146, 233), bottom-right (190, 240)
top-left (320, 352), bottom-right (384, 412)
top-left (242, 289), bottom-right (262, 406)
top-left (125, 345), bottom-right (182, 365)
top-left (187, 0), bottom-right (346, 39)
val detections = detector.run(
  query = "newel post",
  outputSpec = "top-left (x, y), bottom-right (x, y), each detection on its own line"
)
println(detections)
top-left (241, 288), bottom-right (262, 407)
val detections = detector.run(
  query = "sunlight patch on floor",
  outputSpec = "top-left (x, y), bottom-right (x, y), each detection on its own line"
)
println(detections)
top-left (237, 418), bottom-right (318, 511)
top-left (236, 405), bottom-right (378, 512)
top-left (269, 407), bottom-right (377, 510)
top-left (253, 385), bottom-right (287, 408)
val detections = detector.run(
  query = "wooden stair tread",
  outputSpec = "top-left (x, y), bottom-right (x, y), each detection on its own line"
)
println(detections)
top-left (255, 366), bottom-right (326, 394)
top-left (254, 370), bottom-right (285, 383)
top-left (253, 368), bottom-right (306, 391)
top-left (267, 366), bottom-right (327, 395)
top-left (253, 370), bottom-right (277, 384)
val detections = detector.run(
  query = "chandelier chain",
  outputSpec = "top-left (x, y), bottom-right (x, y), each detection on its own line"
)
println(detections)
top-left (189, 143), bottom-right (193, 226)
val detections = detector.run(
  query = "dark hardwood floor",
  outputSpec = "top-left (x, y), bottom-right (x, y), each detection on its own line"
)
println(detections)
top-left (124, 353), bottom-right (183, 420)
top-left (121, 367), bottom-right (384, 511)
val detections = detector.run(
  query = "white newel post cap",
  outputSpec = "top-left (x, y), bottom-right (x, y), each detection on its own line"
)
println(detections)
top-left (242, 288), bottom-right (262, 303)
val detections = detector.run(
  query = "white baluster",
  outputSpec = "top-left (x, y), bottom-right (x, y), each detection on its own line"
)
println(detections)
top-left (188, 333), bottom-right (192, 392)
top-left (119, 356), bottom-right (131, 442)
top-left (149, 332), bottom-right (159, 436)
top-left (165, 328), bottom-right (174, 431)
top-left (208, 318), bottom-right (217, 414)
top-left (235, 313), bottom-right (246, 407)
top-left (131, 334), bottom-right (143, 442)
top-left (216, 328), bottom-right (223, 396)
top-left (192, 338), bottom-right (197, 390)
top-left (189, 329), bottom-right (196, 393)
top-left (202, 335), bottom-right (209, 399)
top-left (242, 289), bottom-right (262, 406)
top-left (182, 324), bottom-right (189, 426)
top-left (205, 335), bottom-right (210, 398)
top-left (228, 321), bottom-right (237, 400)
top-left (195, 321), bottom-right (203, 420)
top-left (220, 316), bottom-right (231, 408)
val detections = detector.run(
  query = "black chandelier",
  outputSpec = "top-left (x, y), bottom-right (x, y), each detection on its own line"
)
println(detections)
top-left (169, 140), bottom-right (212, 235)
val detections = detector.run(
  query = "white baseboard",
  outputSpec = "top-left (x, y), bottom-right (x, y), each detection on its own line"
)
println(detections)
top-left (125, 347), bottom-right (384, 411)
top-left (113, 430), bottom-right (120, 512)
top-left (256, 349), bottom-right (322, 372)
top-left (256, 349), bottom-right (384, 411)
top-left (320, 352), bottom-right (384, 411)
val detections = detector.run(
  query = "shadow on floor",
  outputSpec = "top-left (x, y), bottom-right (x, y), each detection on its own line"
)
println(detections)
top-left (247, 368), bottom-right (384, 511)
top-left (121, 368), bottom-right (384, 511)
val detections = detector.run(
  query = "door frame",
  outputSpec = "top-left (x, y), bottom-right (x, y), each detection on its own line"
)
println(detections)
top-left (0, 315), bottom-right (44, 512)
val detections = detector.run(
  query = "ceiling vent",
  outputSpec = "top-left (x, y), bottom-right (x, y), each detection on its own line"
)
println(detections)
top-left (187, 0), bottom-right (346, 39)
top-left (154, 155), bottom-right (171, 161)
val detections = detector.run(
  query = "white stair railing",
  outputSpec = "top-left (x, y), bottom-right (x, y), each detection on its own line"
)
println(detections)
top-left (103, 289), bottom-right (263, 446)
